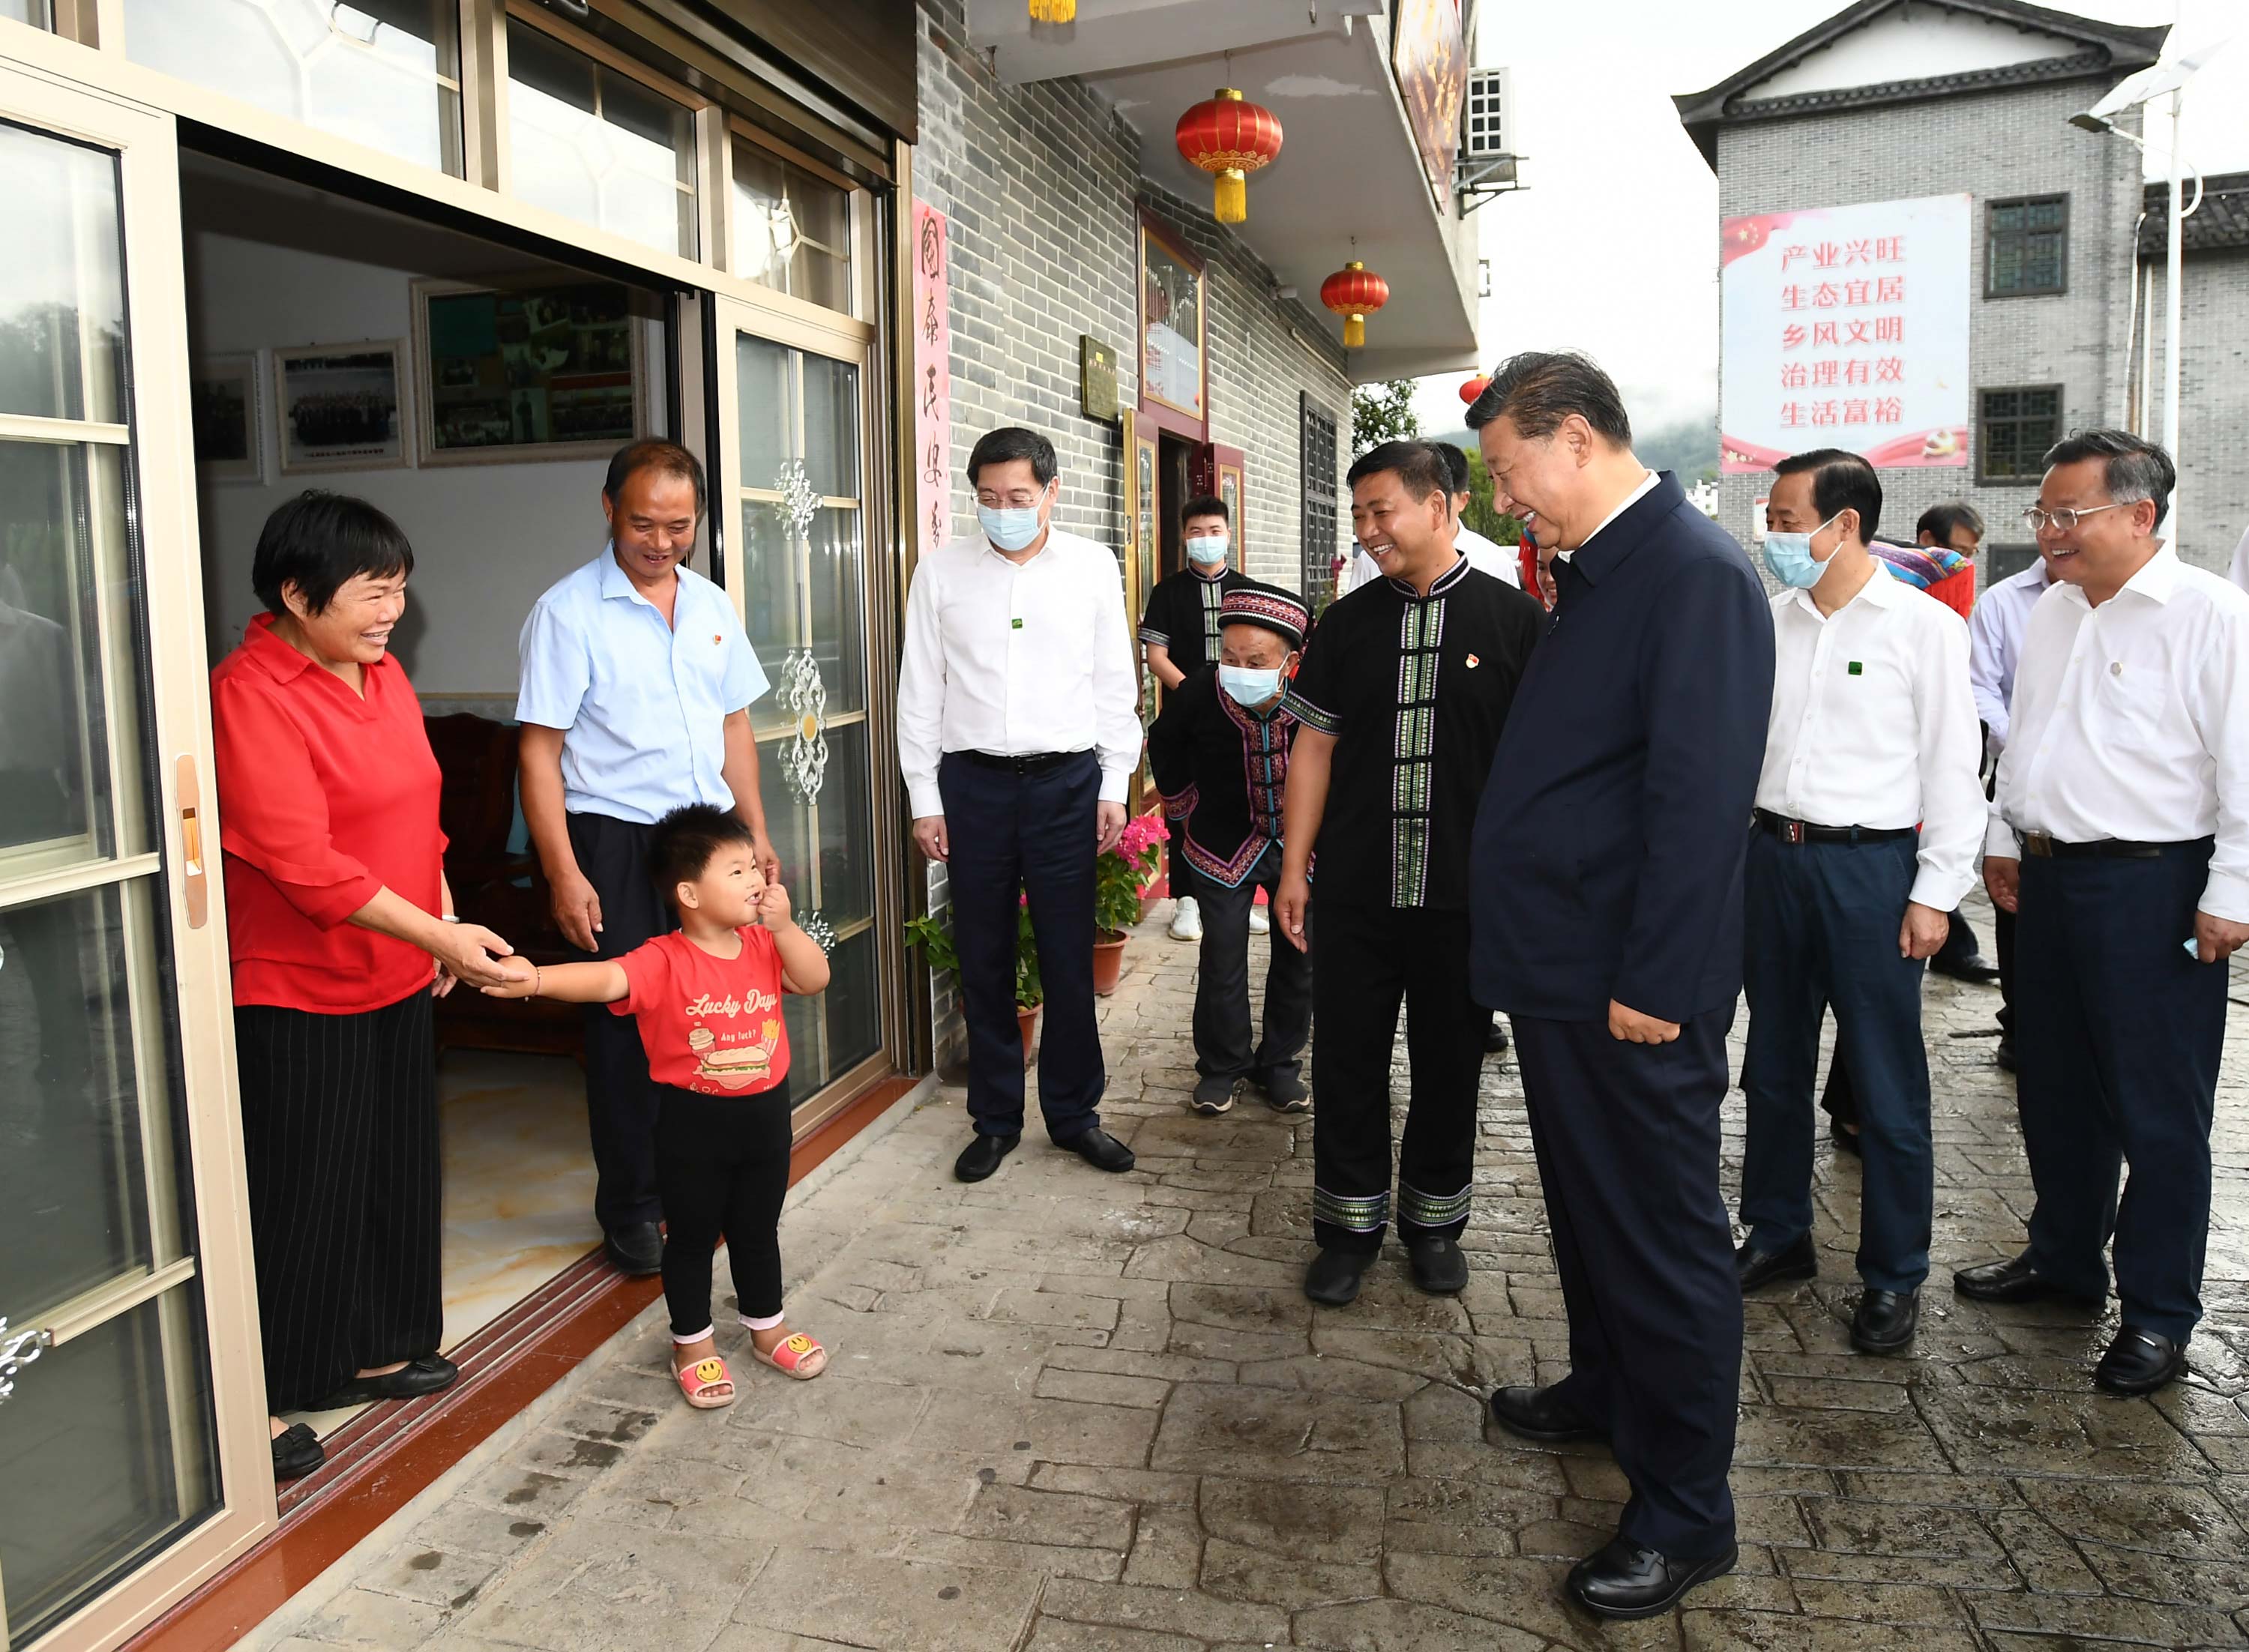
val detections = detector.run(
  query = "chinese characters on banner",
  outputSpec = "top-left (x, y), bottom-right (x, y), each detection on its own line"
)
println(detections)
top-left (913, 201), bottom-right (952, 558)
top-left (1720, 193), bottom-right (1970, 474)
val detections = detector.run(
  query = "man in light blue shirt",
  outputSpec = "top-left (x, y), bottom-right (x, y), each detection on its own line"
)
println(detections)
top-left (517, 439), bottom-right (773, 1275)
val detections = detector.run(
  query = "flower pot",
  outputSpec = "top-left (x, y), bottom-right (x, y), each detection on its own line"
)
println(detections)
top-left (1017, 1004), bottom-right (1040, 1067)
top-left (1092, 932), bottom-right (1128, 995)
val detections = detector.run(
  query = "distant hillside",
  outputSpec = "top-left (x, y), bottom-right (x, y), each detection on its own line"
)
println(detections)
top-left (1426, 416), bottom-right (1718, 483)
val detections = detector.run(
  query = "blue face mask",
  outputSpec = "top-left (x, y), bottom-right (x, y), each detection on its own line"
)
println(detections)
top-left (1186, 533), bottom-right (1229, 568)
top-left (978, 501), bottom-right (1045, 552)
top-left (1218, 663), bottom-right (1285, 707)
top-left (1761, 512), bottom-right (1843, 589)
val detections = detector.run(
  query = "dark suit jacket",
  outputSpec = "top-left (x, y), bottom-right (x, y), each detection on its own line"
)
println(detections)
top-left (1469, 472), bottom-right (1776, 1025)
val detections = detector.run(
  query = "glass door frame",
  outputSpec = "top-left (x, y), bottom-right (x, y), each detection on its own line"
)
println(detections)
top-left (0, 43), bottom-right (276, 1652)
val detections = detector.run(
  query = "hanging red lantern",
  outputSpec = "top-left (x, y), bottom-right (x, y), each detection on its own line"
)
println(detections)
top-left (1175, 88), bottom-right (1283, 226)
top-left (1320, 260), bottom-right (1389, 349)
top-left (1459, 374), bottom-right (1491, 405)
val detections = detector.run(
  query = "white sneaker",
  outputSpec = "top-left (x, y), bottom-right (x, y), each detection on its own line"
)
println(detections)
top-left (1249, 905), bottom-right (1270, 935)
top-left (1168, 896), bottom-right (1203, 941)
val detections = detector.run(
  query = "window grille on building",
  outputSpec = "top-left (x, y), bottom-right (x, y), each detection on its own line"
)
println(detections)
top-left (1978, 385), bottom-right (2063, 483)
top-left (1301, 395), bottom-right (1339, 606)
top-left (1984, 544), bottom-right (2041, 586)
top-left (1987, 195), bottom-right (2068, 298)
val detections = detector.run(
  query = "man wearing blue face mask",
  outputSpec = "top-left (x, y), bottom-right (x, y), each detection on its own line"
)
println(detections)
top-left (1140, 496), bottom-right (1251, 944)
top-left (897, 426), bottom-right (1145, 1184)
top-left (1148, 583), bottom-right (1313, 1117)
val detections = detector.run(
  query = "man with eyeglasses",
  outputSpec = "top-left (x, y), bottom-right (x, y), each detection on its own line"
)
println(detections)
top-left (1956, 429), bottom-right (2249, 1396)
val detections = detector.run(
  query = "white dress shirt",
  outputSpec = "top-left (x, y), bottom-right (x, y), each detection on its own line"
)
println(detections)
top-left (1455, 523), bottom-right (1522, 588)
top-left (1756, 562), bottom-right (1986, 910)
top-left (1987, 545), bottom-right (2249, 921)
top-left (1966, 558), bottom-right (2053, 756)
top-left (897, 526), bottom-right (1143, 818)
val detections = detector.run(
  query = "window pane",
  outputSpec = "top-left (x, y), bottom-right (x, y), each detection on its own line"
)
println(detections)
top-left (123, 0), bottom-right (462, 177)
top-left (505, 20), bottom-right (696, 259)
top-left (1, 1), bottom-right (51, 28)
top-left (802, 354), bottom-right (860, 499)
top-left (0, 121), bottom-right (125, 424)
top-left (1986, 420), bottom-right (2019, 477)
top-left (1982, 389), bottom-right (2020, 420)
top-left (729, 138), bottom-right (853, 314)
top-left (2026, 388), bottom-right (2060, 419)
top-left (1990, 203), bottom-right (2025, 235)
top-left (2029, 199), bottom-right (2065, 231)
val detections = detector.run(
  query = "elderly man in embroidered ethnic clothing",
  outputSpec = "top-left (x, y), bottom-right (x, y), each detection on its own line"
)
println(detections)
top-left (1148, 582), bottom-right (1313, 1119)
top-left (1274, 441), bottom-right (1543, 1309)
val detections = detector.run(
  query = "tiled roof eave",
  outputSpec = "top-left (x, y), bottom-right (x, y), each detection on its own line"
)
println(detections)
top-left (1718, 49), bottom-right (2113, 124)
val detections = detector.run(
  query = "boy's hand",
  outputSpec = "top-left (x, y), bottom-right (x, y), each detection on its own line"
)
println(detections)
top-left (480, 957), bottom-right (539, 999)
top-left (756, 881), bottom-right (794, 931)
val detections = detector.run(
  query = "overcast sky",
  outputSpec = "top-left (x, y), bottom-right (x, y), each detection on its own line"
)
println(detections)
top-left (1412, 0), bottom-right (2249, 437)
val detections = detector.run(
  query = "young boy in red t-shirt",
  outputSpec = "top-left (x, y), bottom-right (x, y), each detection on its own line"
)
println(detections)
top-left (484, 804), bottom-right (831, 1408)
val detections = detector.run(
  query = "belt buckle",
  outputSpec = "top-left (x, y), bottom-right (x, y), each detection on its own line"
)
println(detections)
top-left (2024, 830), bottom-right (2053, 858)
top-left (1784, 819), bottom-right (1805, 845)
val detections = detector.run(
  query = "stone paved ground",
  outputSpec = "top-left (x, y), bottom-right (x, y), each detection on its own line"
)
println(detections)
top-left (268, 889), bottom-right (2249, 1652)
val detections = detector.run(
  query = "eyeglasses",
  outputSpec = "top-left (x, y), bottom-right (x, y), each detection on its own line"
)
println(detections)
top-left (2020, 501), bottom-right (2129, 534)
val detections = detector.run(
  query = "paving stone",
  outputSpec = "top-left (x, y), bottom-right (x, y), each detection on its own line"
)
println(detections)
top-left (455, 1522), bottom-right (762, 1649)
top-left (1292, 1597), bottom-right (1549, 1652)
top-left (1151, 1381), bottom-right (1404, 1481)
top-left (1034, 1579), bottom-right (1289, 1642)
top-left (293, 1586), bottom-right (454, 1648)
top-left (960, 1481), bottom-right (1137, 1550)
top-left (1197, 1479), bottom-right (1385, 1562)
top-left (1120, 1506), bottom-right (1203, 1588)
top-left (741, 1549), bottom-right (1042, 1650)
top-left (912, 1389), bottom-right (1159, 1468)
top-left (353, 1544), bottom-right (506, 1613)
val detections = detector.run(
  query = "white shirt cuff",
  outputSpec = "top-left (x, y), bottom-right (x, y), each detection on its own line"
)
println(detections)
top-left (1984, 816), bottom-right (2020, 860)
top-left (2197, 869), bottom-right (2249, 926)
top-left (1098, 766), bottom-right (1133, 807)
top-left (908, 780), bottom-right (945, 819)
top-left (1909, 865), bottom-right (1975, 913)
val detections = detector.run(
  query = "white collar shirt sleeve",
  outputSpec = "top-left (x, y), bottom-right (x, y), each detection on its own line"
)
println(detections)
top-left (1454, 525), bottom-right (1521, 588)
top-left (1987, 548), bottom-right (2249, 922)
top-left (1756, 566), bottom-right (1986, 910)
top-left (1966, 564), bottom-right (2047, 756)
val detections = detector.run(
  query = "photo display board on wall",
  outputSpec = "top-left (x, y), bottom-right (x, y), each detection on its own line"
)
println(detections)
top-left (413, 278), bottom-right (644, 465)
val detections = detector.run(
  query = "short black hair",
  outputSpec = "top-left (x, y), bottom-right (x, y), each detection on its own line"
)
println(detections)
top-left (1773, 447), bottom-right (1882, 546)
top-left (1181, 494), bottom-right (1229, 528)
top-left (2043, 427), bottom-right (2175, 528)
top-left (603, 438), bottom-right (705, 516)
top-left (1465, 350), bottom-right (1632, 446)
top-left (1429, 441), bottom-right (1472, 495)
top-left (1346, 439), bottom-right (1449, 501)
top-left (968, 426), bottom-right (1059, 489)
top-left (251, 490), bottom-right (415, 618)
top-left (1916, 501), bottom-right (1985, 549)
top-left (648, 804), bottom-right (758, 909)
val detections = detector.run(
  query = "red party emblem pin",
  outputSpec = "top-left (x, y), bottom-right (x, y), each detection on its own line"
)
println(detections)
top-left (1466, 653), bottom-right (1481, 669)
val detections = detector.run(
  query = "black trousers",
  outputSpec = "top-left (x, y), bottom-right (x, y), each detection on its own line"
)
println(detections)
top-left (2016, 843), bottom-right (2226, 1342)
top-left (1192, 853), bottom-right (1311, 1084)
top-left (1823, 900), bottom-right (2017, 1129)
top-left (939, 750), bottom-right (1104, 1141)
top-left (235, 989), bottom-right (443, 1414)
top-left (654, 1082), bottom-right (792, 1337)
top-left (567, 810), bottom-right (675, 1232)
top-left (1309, 903), bottom-right (1482, 1252)
top-left (1514, 1009), bottom-right (1740, 1561)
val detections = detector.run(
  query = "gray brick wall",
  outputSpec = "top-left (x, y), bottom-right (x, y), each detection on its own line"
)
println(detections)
top-left (2145, 251), bottom-right (2249, 571)
top-left (1713, 79), bottom-right (2145, 585)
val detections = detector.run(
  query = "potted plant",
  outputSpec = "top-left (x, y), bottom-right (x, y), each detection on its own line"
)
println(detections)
top-left (906, 898), bottom-right (1045, 1068)
top-left (1094, 813), bottom-right (1166, 995)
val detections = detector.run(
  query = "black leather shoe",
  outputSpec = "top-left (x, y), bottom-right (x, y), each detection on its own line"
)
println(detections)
top-left (1851, 1288), bottom-right (1919, 1354)
top-left (1256, 1070), bottom-right (1312, 1113)
top-left (1952, 1248), bottom-right (2102, 1309)
top-left (2094, 1324), bottom-right (2187, 1395)
top-left (1736, 1233), bottom-right (1816, 1293)
top-left (313, 1353), bottom-right (460, 1409)
top-left (1304, 1246), bottom-right (1371, 1306)
top-left (1484, 1018), bottom-right (1511, 1055)
top-left (604, 1221), bottom-right (663, 1276)
top-left (1059, 1127), bottom-right (1135, 1173)
top-left (1406, 1235), bottom-right (1469, 1295)
top-left (1930, 951), bottom-right (2001, 983)
top-left (1487, 1384), bottom-right (1607, 1444)
top-left (954, 1132), bottom-right (1021, 1182)
top-left (1995, 1034), bottom-right (2017, 1073)
top-left (1829, 1118), bottom-right (1863, 1158)
top-left (1567, 1537), bottom-right (1738, 1620)
top-left (1189, 1076), bottom-right (1238, 1116)
top-left (272, 1422), bottom-right (325, 1480)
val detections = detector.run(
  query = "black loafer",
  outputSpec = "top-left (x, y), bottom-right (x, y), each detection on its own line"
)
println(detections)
top-left (1189, 1076), bottom-right (1238, 1116)
top-left (1567, 1537), bottom-right (1738, 1620)
top-left (954, 1132), bottom-right (1021, 1183)
top-left (1406, 1235), bottom-right (1469, 1295)
top-left (1484, 1018), bottom-right (1511, 1055)
top-left (1995, 1034), bottom-right (2017, 1073)
top-left (2094, 1324), bottom-right (2187, 1395)
top-left (604, 1221), bottom-right (663, 1276)
top-left (1059, 1127), bottom-right (1135, 1173)
top-left (1851, 1288), bottom-right (1919, 1354)
top-left (312, 1352), bottom-right (460, 1409)
top-left (1304, 1246), bottom-right (1371, 1306)
top-left (1952, 1249), bottom-right (2101, 1309)
top-left (1256, 1070), bottom-right (1312, 1113)
top-left (271, 1422), bottom-right (325, 1481)
top-left (1736, 1233), bottom-right (1816, 1292)
top-left (1487, 1383), bottom-right (1607, 1444)
top-left (1930, 952), bottom-right (2001, 983)
top-left (1829, 1118), bottom-right (1863, 1158)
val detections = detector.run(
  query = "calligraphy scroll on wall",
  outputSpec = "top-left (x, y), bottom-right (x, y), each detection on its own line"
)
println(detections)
top-left (912, 201), bottom-right (953, 558)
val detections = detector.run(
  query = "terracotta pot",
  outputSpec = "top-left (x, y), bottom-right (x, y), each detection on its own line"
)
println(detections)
top-left (1092, 932), bottom-right (1128, 995)
top-left (1017, 1004), bottom-right (1040, 1067)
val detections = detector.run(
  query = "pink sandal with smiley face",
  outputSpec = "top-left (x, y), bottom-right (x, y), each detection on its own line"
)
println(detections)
top-left (749, 1330), bottom-right (826, 1380)
top-left (675, 1354), bottom-right (735, 1408)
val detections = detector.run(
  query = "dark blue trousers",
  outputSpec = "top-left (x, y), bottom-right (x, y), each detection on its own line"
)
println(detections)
top-left (1514, 1010), bottom-right (1740, 1561)
top-left (1740, 830), bottom-right (1933, 1292)
top-left (2016, 842), bottom-right (2226, 1342)
top-left (938, 751), bottom-right (1104, 1142)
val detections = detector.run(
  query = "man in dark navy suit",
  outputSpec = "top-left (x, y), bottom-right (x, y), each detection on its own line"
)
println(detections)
top-left (1466, 352), bottom-right (1776, 1621)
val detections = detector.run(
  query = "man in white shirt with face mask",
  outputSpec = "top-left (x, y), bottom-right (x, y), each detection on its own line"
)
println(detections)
top-left (898, 426), bottom-right (1145, 1185)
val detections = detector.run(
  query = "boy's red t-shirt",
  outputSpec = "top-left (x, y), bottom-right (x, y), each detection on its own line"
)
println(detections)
top-left (609, 926), bottom-right (792, 1096)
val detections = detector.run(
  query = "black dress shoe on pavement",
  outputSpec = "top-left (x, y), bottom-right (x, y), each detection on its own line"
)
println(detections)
top-left (1484, 1018), bottom-right (1511, 1055)
top-left (1829, 1118), bottom-right (1863, 1158)
top-left (954, 1132), bottom-right (1021, 1182)
top-left (2094, 1324), bottom-right (2187, 1395)
top-left (1406, 1235), bottom-right (1469, 1295)
top-left (1567, 1537), bottom-right (1738, 1620)
top-left (1059, 1127), bottom-right (1136, 1173)
top-left (271, 1423), bottom-right (325, 1481)
top-left (1189, 1076), bottom-right (1238, 1116)
top-left (1952, 1248), bottom-right (2101, 1309)
top-left (1995, 1034), bottom-right (2017, 1073)
top-left (1930, 952), bottom-right (2001, 983)
top-left (1487, 1384), bottom-right (1607, 1444)
top-left (1256, 1070), bottom-right (1312, 1113)
top-left (604, 1221), bottom-right (663, 1276)
top-left (1850, 1288), bottom-right (1919, 1354)
top-left (1735, 1233), bottom-right (1816, 1293)
top-left (313, 1353), bottom-right (460, 1409)
top-left (1304, 1246), bottom-right (1371, 1306)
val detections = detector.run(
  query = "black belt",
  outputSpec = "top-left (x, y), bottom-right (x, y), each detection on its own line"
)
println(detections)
top-left (1753, 810), bottom-right (1914, 845)
top-left (2020, 831), bottom-right (2200, 860)
top-left (957, 750), bottom-right (1080, 774)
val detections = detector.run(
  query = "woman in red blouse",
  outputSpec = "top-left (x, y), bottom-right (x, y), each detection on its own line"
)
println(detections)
top-left (211, 492), bottom-right (514, 1483)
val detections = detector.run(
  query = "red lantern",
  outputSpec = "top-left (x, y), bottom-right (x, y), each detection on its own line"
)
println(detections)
top-left (1459, 374), bottom-right (1491, 405)
top-left (1320, 260), bottom-right (1389, 349)
top-left (1175, 88), bottom-right (1283, 226)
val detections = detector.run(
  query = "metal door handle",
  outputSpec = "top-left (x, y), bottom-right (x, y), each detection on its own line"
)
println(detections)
top-left (176, 753), bottom-right (208, 930)
top-left (0, 1316), bottom-right (52, 1407)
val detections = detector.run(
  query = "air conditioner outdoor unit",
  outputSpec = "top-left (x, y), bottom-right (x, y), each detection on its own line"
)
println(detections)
top-left (1456, 67), bottom-right (1526, 211)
